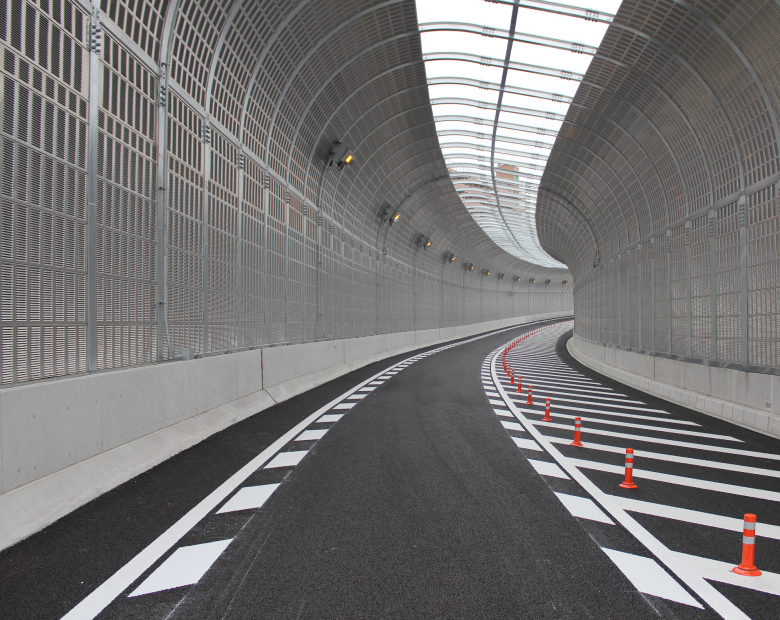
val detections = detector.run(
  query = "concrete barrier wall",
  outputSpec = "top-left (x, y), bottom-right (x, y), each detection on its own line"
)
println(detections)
top-left (0, 312), bottom-right (570, 551)
top-left (569, 335), bottom-right (780, 440)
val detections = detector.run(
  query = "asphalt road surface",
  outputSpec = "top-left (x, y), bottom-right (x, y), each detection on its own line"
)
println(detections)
top-left (2, 318), bottom-right (778, 619)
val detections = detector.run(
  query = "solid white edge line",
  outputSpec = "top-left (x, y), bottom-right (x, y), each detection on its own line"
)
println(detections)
top-left (489, 346), bottom-right (751, 620)
top-left (60, 318), bottom-right (570, 620)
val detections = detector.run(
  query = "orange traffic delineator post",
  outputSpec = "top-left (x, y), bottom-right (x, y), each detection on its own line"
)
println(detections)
top-left (619, 448), bottom-right (638, 489)
top-left (570, 417), bottom-right (583, 447)
top-left (542, 398), bottom-right (552, 421)
top-left (510, 371), bottom-right (515, 385)
top-left (526, 385), bottom-right (534, 405)
top-left (516, 377), bottom-right (522, 394)
top-left (733, 514), bottom-right (762, 576)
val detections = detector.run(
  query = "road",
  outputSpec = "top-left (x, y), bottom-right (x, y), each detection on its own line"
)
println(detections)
top-left (1, 318), bottom-right (778, 619)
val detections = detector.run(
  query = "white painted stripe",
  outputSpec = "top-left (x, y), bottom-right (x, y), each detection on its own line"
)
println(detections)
top-left (534, 421), bottom-right (780, 460)
top-left (570, 459), bottom-right (780, 503)
top-left (554, 493), bottom-right (614, 524)
top-left (368, 381), bottom-right (383, 385)
top-left (357, 386), bottom-right (376, 392)
top-left (602, 549), bottom-right (702, 608)
top-left (530, 393), bottom-right (667, 413)
top-left (378, 375), bottom-right (393, 379)
top-left (217, 484), bottom-right (280, 514)
top-left (59, 320), bottom-right (560, 620)
top-left (513, 437), bottom-right (542, 451)
top-left (129, 540), bottom-right (233, 597)
top-left (345, 394), bottom-right (366, 400)
top-left (511, 394), bottom-right (668, 415)
top-left (527, 459), bottom-right (569, 479)
top-left (264, 451), bottom-right (309, 469)
top-left (493, 349), bottom-right (752, 619)
top-left (485, 391), bottom-right (500, 397)
top-left (523, 409), bottom-right (732, 440)
top-left (318, 414), bottom-right (343, 423)
top-left (501, 420), bottom-right (524, 432)
top-left (494, 408), bottom-right (514, 418)
top-left (668, 551), bottom-right (780, 596)
top-left (529, 388), bottom-right (645, 405)
top-left (510, 380), bottom-right (617, 395)
top-left (521, 405), bottom-right (687, 426)
top-left (489, 399), bottom-right (505, 406)
top-left (333, 402), bottom-right (355, 410)
top-left (546, 437), bottom-right (780, 479)
top-left (610, 496), bottom-right (780, 541)
top-left (295, 429), bottom-right (327, 442)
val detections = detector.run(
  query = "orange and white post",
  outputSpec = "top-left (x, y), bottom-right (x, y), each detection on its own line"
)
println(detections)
top-left (619, 448), bottom-right (638, 489)
top-left (733, 514), bottom-right (762, 576)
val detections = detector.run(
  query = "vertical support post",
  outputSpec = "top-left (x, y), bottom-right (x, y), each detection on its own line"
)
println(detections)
top-left (650, 238), bottom-right (655, 353)
top-left (236, 151), bottom-right (244, 348)
top-left (284, 188), bottom-right (290, 342)
top-left (202, 117), bottom-right (211, 353)
top-left (685, 221), bottom-right (692, 358)
top-left (156, 63), bottom-right (168, 361)
top-left (709, 210), bottom-right (717, 361)
top-left (666, 230), bottom-right (672, 354)
top-left (262, 172), bottom-right (270, 344)
top-left (637, 245), bottom-right (642, 351)
top-left (739, 193), bottom-right (748, 365)
top-left (86, 8), bottom-right (101, 373)
top-left (302, 202), bottom-right (307, 341)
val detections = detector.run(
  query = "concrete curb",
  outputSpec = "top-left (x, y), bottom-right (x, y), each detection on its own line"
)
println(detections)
top-left (567, 336), bottom-right (780, 441)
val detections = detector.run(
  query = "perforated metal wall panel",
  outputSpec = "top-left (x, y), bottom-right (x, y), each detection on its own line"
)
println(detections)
top-left (1, 0), bottom-right (571, 387)
top-left (538, 0), bottom-right (780, 375)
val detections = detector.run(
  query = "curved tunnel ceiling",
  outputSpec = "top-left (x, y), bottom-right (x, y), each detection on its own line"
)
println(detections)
top-left (156, 0), bottom-right (572, 283)
top-left (536, 0), bottom-right (780, 284)
top-left (417, 0), bottom-right (621, 268)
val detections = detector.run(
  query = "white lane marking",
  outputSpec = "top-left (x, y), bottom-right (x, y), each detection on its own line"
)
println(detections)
top-left (295, 429), bottom-right (328, 442)
top-left (611, 495), bottom-right (780, 541)
top-left (357, 387), bottom-right (376, 392)
top-left (494, 408), bottom-right (514, 418)
top-left (602, 549), bottom-right (703, 608)
top-left (345, 394), bottom-right (366, 400)
top-left (501, 420), bottom-right (525, 432)
top-left (368, 381), bottom-right (384, 385)
top-left (264, 451), bottom-right (309, 469)
top-left (512, 437), bottom-right (542, 451)
top-left (507, 380), bottom-right (618, 395)
top-left (668, 551), bottom-right (780, 597)
top-left (61, 320), bottom-right (567, 620)
top-left (533, 421), bottom-right (780, 461)
top-left (378, 375), bottom-right (393, 379)
top-left (485, 391), bottom-right (500, 397)
top-left (217, 484), bottom-right (280, 514)
top-left (489, 399), bottom-right (505, 406)
top-left (128, 540), bottom-right (233, 597)
top-left (546, 437), bottom-right (780, 479)
top-left (526, 394), bottom-right (673, 415)
top-left (492, 349), bottom-right (751, 619)
top-left (318, 414), bottom-right (343, 423)
top-left (554, 492), bottom-right (614, 524)
top-left (510, 394), bottom-right (669, 415)
top-left (523, 408), bottom-right (734, 440)
top-left (570, 458), bottom-right (780, 503)
top-left (520, 404), bottom-right (688, 426)
top-left (526, 388), bottom-right (646, 405)
top-left (527, 459), bottom-right (569, 479)
top-left (333, 402), bottom-right (355, 410)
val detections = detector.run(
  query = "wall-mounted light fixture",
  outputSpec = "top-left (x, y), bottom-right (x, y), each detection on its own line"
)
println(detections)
top-left (529, 278), bottom-right (536, 284)
top-left (514, 276), bottom-right (521, 282)
top-left (417, 234), bottom-right (432, 249)
top-left (328, 141), bottom-right (354, 170)
top-left (380, 204), bottom-right (401, 225)
top-left (563, 280), bottom-right (569, 285)
top-left (482, 268), bottom-right (491, 276)
top-left (545, 279), bottom-right (552, 285)
top-left (465, 263), bottom-right (475, 271)
top-left (498, 273), bottom-right (505, 280)
top-left (445, 252), bottom-right (456, 263)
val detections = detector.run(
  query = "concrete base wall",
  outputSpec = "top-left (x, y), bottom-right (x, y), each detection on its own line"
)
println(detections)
top-left (569, 335), bottom-right (780, 440)
top-left (0, 312), bottom-right (569, 551)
